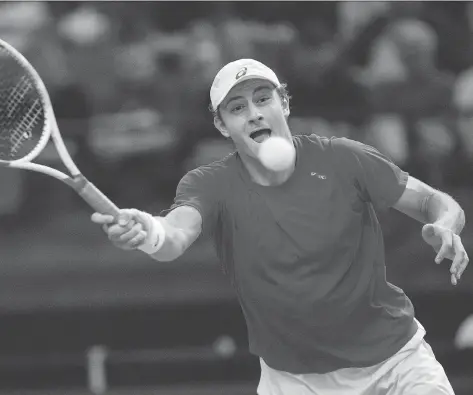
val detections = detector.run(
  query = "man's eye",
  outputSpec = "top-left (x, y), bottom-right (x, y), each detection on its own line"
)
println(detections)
top-left (257, 96), bottom-right (270, 104)
top-left (231, 105), bottom-right (245, 113)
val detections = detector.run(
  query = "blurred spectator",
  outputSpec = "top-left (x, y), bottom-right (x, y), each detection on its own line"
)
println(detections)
top-left (186, 20), bottom-right (223, 84)
top-left (365, 18), bottom-right (457, 186)
top-left (388, 2), bottom-right (473, 72)
top-left (420, 2), bottom-right (472, 75)
top-left (453, 68), bottom-right (473, 162)
top-left (282, 24), bottom-right (370, 125)
top-left (1, 1), bottom-right (472, 217)
top-left (57, 4), bottom-right (112, 47)
top-left (337, 1), bottom-right (391, 42)
top-left (0, 2), bottom-right (50, 51)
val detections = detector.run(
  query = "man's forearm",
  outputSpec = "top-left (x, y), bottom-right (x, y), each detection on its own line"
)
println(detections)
top-left (422, 191), bottom-right (466, 235)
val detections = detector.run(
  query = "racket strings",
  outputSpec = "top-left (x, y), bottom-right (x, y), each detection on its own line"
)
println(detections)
top-left (10, 98), bottom-right (42, 155)
top-left (7, 75), bottom-right (34, 117)
top-left (0, 49), bottom-right (44, 161)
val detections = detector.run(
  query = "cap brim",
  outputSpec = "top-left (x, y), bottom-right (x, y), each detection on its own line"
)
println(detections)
top-left (213, 74), bottom-right (280, 110)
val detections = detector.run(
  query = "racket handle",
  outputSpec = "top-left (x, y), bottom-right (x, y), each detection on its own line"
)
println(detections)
top-left (71, 175), bottom-right (120, 217)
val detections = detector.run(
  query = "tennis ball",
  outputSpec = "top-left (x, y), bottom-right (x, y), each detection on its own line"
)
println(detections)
top-left (258, 136), bottom-right (295, 171)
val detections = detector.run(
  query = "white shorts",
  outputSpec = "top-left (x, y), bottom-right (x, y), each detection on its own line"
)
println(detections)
top-left (257, 320), bottom-right (454, 395)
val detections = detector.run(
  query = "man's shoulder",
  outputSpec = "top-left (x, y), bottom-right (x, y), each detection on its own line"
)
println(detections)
top-left (330, 136), bottom-right (367, 152)
top-left (183, 151), bottom-right (238, 184)
top-left (293, 134), bottom-right (376, 176)
top-left (293, 133), bottom-right (361, 154)
top-left (293, 133), bottom-right (328, 149)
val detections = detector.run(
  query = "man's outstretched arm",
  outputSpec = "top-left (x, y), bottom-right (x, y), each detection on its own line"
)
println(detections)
top-left (91, 205), bottom-right (203, 262)
top-left (392, 176), bottom-right (468, 285)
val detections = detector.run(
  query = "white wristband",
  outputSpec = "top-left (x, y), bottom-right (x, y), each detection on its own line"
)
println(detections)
top-left (137, 213), bottom-right (166, 255)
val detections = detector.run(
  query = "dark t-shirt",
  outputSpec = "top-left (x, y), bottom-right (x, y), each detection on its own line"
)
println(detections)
top-left (170, 134), bottom-right (417, 374)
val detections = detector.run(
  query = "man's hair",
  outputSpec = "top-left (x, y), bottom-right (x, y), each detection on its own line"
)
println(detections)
top-left (209, 83), bottom-right (291, 121)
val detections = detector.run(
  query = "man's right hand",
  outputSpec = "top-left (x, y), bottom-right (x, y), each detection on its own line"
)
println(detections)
top-left (91, 209), bottom-right (148, 250)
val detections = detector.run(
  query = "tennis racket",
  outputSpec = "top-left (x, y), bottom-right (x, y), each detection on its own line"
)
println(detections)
top-left (0, 38), bottom-right (120, 217)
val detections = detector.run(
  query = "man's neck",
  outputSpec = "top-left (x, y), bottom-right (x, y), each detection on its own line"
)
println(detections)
top-left (239, 151), bottom-right (296, 187)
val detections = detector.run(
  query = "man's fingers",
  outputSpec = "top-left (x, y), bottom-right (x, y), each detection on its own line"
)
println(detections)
top-left (450, 236), bottom-right (469, 282)
top-left (423, 225), bottom-right (468, 286)
top-left (119, 223), bottom-right (143, 243)
top-left (91, 212), bottom-right (115, 224)
top-left (93, 208), bottom-right (154, 252)
top-left (125, 230), bottom-right (147, 249)
top-left (132, 210), bottom-right (155, 232)
top-left (457, 251), bottom-right (470, 279)
top-left (100, 218), bottom-right (135, 238)
top-left (451, 273), bottom-right (457, 286)
top-left (449, 235), bottom-right (463, 277)
top-left (435, 245), bottom-right (450, 264)
top-left (107, 222), bottom-right (139, 241)
top-left (118, 209), bottom-right (140, 227)
top-left (92, 209), bottom-right (139, 227)
top-left (435, 231), bottom-right (453, 264)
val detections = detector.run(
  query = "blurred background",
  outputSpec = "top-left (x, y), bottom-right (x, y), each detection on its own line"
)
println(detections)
top-left (0, 1), bottom-right (472, 394)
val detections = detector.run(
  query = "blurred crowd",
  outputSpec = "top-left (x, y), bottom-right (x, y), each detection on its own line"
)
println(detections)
top-left (1, 1), bottom-right (473, 220)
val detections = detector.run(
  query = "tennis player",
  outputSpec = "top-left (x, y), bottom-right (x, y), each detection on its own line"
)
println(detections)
top-left (92, 59), bottom-right (468, 394)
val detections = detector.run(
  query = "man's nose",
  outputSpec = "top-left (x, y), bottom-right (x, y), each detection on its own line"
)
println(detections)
top-left (248, 105), bottom-right (263, 123)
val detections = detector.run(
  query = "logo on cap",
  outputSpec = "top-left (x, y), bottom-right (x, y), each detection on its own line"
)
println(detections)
top-left (235, 67), bottom-right (247, 80)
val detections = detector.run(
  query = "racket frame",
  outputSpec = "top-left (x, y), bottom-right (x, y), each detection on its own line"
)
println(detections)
top-left (0, 38), bottom-right (81, 178)
top-left (0, 38), bottom-right (120, 216)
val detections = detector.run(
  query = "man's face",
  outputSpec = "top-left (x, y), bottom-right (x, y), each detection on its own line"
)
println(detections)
top-left (215, 78), bottom-right (290, 158)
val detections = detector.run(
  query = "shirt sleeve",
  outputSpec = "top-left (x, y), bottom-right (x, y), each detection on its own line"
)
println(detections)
top-left (166, 166), bottom-right (219, 235)
top-left (332, 137), bottom-right (408, 211)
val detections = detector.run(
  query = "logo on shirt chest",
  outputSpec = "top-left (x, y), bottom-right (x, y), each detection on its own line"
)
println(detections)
top-left (311, 172), bottom-right (327, 179)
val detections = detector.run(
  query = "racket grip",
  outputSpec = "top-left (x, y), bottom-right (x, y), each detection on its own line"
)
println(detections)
top-left (75, 177), bottom-right (120, 217)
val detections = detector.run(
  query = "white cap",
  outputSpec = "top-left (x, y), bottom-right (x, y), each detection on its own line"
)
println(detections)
top-left (210, 59), bottom-right (281, 111)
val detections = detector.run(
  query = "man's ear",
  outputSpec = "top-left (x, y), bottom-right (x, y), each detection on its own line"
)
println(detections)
top-left (214, 116), bottom-right (229, 138)
top-left (282, 98), bottom-right (290, 118)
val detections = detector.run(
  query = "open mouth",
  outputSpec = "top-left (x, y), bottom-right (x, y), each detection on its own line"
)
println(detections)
top-left (249, 128), bottom-right (272, 143)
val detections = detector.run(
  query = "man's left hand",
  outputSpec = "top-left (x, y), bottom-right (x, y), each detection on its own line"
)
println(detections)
top-left (422, 224), bottom-right (469, 285)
